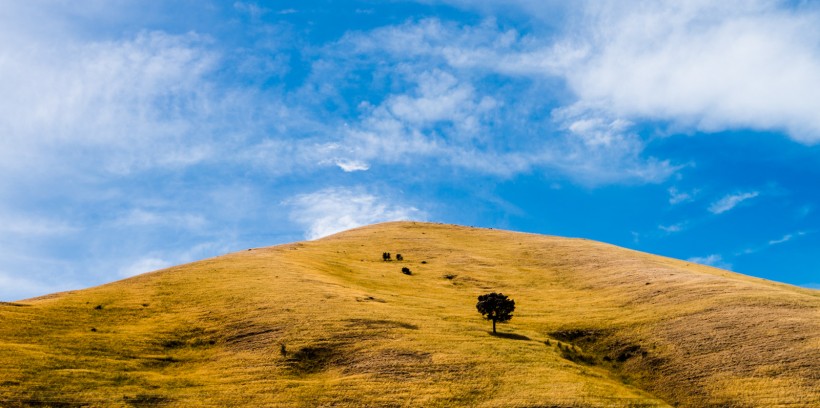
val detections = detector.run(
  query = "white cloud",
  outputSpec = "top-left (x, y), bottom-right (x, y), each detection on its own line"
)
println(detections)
top-left (286, 187), bottom-right (425, 240)
top-left (688, 254), bottom-right (732, 270)
top-left (335, 159), bottom-right (370, 172)
top-left (560, 1), bottom-right (820, 143)
top-left (708, 191), bottom-right (760, 214)
top-left (668, 187), bottom-right (696, 205)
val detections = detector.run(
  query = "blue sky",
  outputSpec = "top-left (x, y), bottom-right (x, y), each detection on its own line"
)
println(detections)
top-left (2, 0), bottom-right (820, 300)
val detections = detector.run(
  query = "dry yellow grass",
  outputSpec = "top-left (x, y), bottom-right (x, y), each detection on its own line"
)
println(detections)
top-left (0, 221), bottom-right (818, 407)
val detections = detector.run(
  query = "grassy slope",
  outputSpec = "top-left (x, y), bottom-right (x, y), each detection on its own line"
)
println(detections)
top-left (0, 222), bottom-right (818, 407)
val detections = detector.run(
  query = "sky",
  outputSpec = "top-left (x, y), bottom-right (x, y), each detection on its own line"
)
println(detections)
top-left (2, 0), bottom-right (820, 300)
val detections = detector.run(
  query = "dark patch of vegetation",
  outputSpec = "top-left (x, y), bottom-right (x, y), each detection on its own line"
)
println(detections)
top-left (421, 260), bottom-right (427, 264)
top-left (123, 393), bottom-right (172, 407)
top-left (382, 252), bottom-right (391, 261)
top-left (444, 274), bottom-right (456, 280)
top-left (401, 267), bottom-right (412, 275)
top-left (396, 253), bottom-right (403, 261)
top-left (90, 327), bottom-right (97, 332)
top-left (549, 328), bottom-right (606, 344)
top-left (558, 344), bottom-right (597, 365)
top-left (613, 344), bottom-right (647, 363)
top-left (287, 345), bottom-right (339, 374)
top-left (280, 343), bottom-right (287, 357)
top-left (549, 328), bottom-right (653, 367)
top-left (94, 304), bottom-right (103, 310)
top-left (476, 292), bottom-right (515, 334)
top-left (161, 340), bottom-right (184, 348)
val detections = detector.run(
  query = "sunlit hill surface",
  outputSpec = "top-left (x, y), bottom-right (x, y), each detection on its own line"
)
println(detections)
top-left (1, 222), bottom-right (818, 407)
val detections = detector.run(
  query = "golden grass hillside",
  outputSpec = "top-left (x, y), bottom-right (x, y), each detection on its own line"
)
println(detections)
top-left (1, 222), bottom-right (818, 407)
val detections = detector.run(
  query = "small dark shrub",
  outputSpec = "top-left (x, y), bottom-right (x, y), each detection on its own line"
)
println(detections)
top-left (545, 339), bottom-right (551, 346)
top-left (382, 252), bottom-right (392, 261)
top-left (421, 260), bottom-right (427, 264)
top-left (401, 267), bottom-right (412, 275)
top-left (444, 274), bottom-right (456, 280)
top-left (396, 254), bottom-right (403, 261)
top-left (90, 327), bottom-right (97, 332)
top-left (94, 304), bottom-right (103, 310)
top-left (280, 343), bottom-right (287, 357)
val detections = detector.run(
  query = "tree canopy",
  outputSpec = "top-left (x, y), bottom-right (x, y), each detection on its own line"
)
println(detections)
top-left (476, 292), bottom-right (515, 334)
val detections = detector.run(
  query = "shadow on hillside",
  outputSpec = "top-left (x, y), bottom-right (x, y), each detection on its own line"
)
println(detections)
top-left (489, 332), bottom-right (531, 341)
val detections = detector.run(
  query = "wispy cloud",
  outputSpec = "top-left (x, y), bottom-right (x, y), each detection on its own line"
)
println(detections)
top-left (286, 187), bottom-right (426, 240)
top-left (708, 191), bottom-right (760, 214)
top-left (739, 231), bottom-right (812, 255)
top-left (335, 23), bottom-right (679, 184)
top-left (659, 223), bottom-right (684, 233)
top-left (668, 187), bottom-right (696, 205)
top-left (768, 232), bottom-right (806, 246)
top-left (688, 254), bottom-right (732, 270)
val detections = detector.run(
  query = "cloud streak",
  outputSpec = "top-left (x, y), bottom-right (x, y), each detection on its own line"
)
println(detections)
top-left (688, 254), bottom-right (732, 270)
top-left (709, 191), bottom-right (760, 214)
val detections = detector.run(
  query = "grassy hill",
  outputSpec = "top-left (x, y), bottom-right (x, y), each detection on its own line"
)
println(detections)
top-left (1, 221), bottom-right (818, 407)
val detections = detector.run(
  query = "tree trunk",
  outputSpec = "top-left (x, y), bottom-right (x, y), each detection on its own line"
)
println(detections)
top-left (492, 319), bottom-right (496, 334)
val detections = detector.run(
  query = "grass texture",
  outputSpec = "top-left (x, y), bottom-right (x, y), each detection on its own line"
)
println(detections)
top-left (0, 222), bottom-right (818, 407)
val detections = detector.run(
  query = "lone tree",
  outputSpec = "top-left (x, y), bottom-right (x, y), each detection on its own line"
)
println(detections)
top-left (476, 292), bottom-right (515, 334)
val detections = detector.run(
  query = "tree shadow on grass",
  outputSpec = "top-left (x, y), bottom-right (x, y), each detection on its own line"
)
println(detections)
top-left (489, 332), bottom-right (531, 341)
